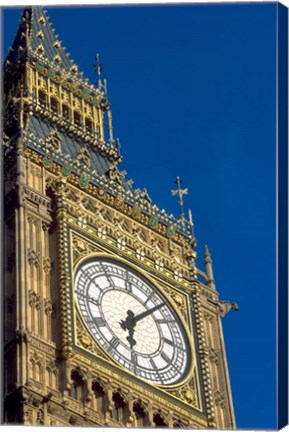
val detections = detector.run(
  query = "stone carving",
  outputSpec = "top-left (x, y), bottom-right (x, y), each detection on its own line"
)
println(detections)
top-left (36, 408), bottom-right (44, 425)
top-left (44, 298), bottom-right (53, 315)
top-left (208, 348), bottom-right (220, 365)
top-left (29, 290), bottom-right (41, 310)
top-left (28, 249), bottom-right (40, 268)
top-left (43, 257), bottom-right (53, 273)
top-left (214, 390), bottom-right (225, 409)
top-left (168, 378), bottom-right (198, 409)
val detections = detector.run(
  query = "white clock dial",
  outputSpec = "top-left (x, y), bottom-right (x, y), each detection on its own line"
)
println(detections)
top-left (74, 258), bottom-right (191, 385)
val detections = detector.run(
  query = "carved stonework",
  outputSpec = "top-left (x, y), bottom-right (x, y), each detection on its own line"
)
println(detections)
top-left (44, 298), bottom-right (53, 315)
top-left (36, 407), bottom-right (44, 425)
top-left (23, 406), bottom-right (33, 425)
top-left (30, 351), bottom-right (43, 365)
top-left (168, 378), bottom-right (199, 409)
top-left (28, 249), bottom-right (40, 268)
top-left (203, 312), bottom-right (215, 323)
top-left (46, 359), bottom-right (58, 374)
top-left (72, 233), bottom-right (100, 264)
top-left (29, 290), bottom-right (41, 310)
top-left (76, 316), bottom-right (111, 361)
top-left (214, 390), bottom-right (225, 409)
top-left (208, 348), bottom-right (220, 365)
top-left (30, 165), bottom-right (42, 178)
top-left (43, 257), bottom-right (53, 273)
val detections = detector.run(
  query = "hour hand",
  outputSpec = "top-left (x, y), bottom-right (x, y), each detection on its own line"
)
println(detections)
top-left (119, 310), bottom-right (137, 349)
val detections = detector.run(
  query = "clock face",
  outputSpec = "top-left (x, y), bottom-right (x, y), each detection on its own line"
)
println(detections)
top-left (74, 258), bottom-right (191, 385)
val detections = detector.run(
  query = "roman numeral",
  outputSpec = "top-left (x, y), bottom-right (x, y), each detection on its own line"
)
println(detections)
top-left (93, 317), bottom-right (106, 326)
top-left (163, 337), bottom-right (174, 346)
top-left (131, 351), bottom-right (138, 366)
top-left (125, 281), bottom-right (132, 292)
top-left (87, 296), bottom-right (99, 306)
top-left (157, 318), bottom-right (175, 324)
top-left (110, 337), bottom-right (120, 350)
top-left (161, 352), bottom-right (171, 363)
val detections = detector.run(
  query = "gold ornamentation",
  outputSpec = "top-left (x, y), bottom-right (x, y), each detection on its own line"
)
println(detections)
top-left (114, 192), bottom-right (124, 210)
top-left (38, 15), bottom-right (46, 24)
top-left (37, 44), bottom-right (45, 54)
top-left (131, 203), bottom-right (141, 221)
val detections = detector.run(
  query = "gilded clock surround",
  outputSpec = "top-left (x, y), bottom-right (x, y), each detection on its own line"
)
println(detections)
top-left (4, 6), bottom-right (236, 428)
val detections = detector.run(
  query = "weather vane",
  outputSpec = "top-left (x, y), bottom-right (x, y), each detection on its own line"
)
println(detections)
top-left (171, 177), bottom-right (189, 224)
top-left (94, 53), bottom-right (103, 88)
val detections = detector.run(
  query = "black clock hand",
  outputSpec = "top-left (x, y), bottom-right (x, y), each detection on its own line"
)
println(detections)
top-left (120, 310), bottom-right (137, 349)
top-left (133, 302), bottom-right (166, 323)
top-left (120, 303), bottom-right (166, 349)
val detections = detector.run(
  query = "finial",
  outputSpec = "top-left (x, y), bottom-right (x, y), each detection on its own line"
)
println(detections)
top-left (171, 177), bottom-right (188, 226)
top-left (204, 244), bottom-right (212, 262)
top-left (94, 53), bottom-right (103, 89)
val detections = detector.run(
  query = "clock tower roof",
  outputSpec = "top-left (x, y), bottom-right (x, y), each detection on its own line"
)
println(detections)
top-left (5, 7), bottom-right (83, 79)
top-left (4, 6), bottom-right (196, 246)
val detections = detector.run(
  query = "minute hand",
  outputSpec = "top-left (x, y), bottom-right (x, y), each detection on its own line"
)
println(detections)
top-left (134, 302), bottom-right (166, 324)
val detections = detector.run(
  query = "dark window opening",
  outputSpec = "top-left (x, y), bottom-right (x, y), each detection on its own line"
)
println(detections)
top-left (38, 90), bottom-right (47, 106)
top-left (85, 117), bottom-right (93, 134)
top-left (133, 401), bottom-right (148, 426)
top-left (50, 97), bottom-right (58, 114)
top-left (74, 111), bottom-right (82, 128)
top-left (112, 392), bottom-right (127, 423)
top-left (154, 413), bottom-right (167, 427)
top-left (62, 104), bottom-right (70, 120)
top-left (70, 369), bottom-right (84, 401)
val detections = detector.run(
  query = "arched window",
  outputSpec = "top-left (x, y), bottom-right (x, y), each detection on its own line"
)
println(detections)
top-left (173, 420), bottom-right (186, 428)
top-left (92, 380), bottom-right (107, 414)
top-left (70, 369), bottom-right (84, 402)
top-left (74, 111), bottom-right (82, 128)
top-left (50, 97), bottom-right (58, 114)
top-left (38, 90), bottom-right (47, 106)
top-left (154, 412), bottom-right (167, 427)
top-left (112, 391), bottom-right (128, 423)
top-left (62, 104), bottom-right (70, 120)
top-left (133, 401), bottom-right (148, 427)
top-left (85, 117), bottom-right (93, 134)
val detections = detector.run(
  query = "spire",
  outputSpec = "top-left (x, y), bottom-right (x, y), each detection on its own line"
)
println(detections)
top-left (171, 176), bottom-right (188, 226)
top-left (204, 245), bottom-right (216, 290)
top-left (5, 7), bottom-right (82, 78)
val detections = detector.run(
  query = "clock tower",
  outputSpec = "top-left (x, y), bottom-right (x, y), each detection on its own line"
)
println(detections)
top-left (3, 7), bottom-right (237, 428)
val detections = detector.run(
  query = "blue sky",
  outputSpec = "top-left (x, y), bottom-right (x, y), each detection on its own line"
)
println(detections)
top-left (3, 4), bottom-right (277, 428)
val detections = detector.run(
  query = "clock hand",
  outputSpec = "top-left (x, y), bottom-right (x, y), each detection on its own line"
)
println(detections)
top-left (120, 310), bottom-right (137, 349)
top-left (120, 303), bottom-right (166, 349)
top-left (133, 302), bottom-right (166, 324)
